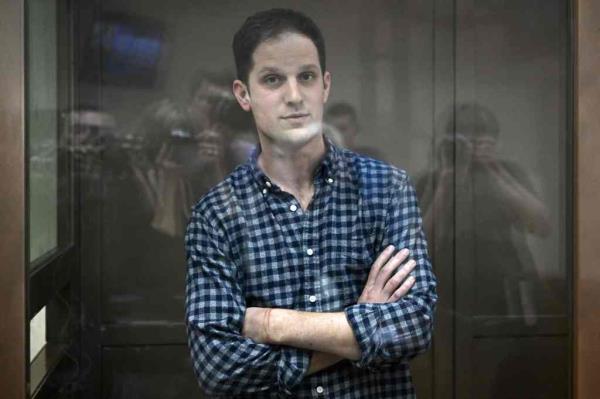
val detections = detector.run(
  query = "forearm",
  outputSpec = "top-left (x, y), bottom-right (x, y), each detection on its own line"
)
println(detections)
top-left (268, 309), bottom-right (362, 360)
top-left (491, 166), bottom-right (550, 235)
top-left (188, 324), bottom-right (309, 395)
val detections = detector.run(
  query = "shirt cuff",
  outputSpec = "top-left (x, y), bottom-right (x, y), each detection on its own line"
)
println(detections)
top-left (344, 303), bottom-right (382, 370)
top-left (277, 347), bottom-right (311, 396)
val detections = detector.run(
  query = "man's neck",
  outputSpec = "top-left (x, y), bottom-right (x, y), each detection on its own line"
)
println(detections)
top-left (257, 134), bottom-right (327, 197)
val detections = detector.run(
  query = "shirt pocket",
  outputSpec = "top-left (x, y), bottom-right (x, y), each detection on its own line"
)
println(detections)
top-left (343, 236), bottom-right (373, 287)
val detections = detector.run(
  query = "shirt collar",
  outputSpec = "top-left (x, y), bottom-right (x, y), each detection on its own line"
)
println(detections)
top-left (247, 134), bottom-right (342, 190)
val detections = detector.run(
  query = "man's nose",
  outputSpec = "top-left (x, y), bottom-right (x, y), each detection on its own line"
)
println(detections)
top-left (284, 79), bottom-right (302, 105)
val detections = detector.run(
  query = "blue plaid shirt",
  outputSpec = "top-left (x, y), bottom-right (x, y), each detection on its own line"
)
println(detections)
top-left (185, 137), bottom-right (437, 398)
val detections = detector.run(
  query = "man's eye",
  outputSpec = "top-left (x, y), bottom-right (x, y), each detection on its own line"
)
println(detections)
top-left (299, 72), bottom-right (316, 82)
top-left (263, 75), bottom-right (281, 85)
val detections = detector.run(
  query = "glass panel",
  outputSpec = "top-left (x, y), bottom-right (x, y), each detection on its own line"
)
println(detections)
top-left (76, 1), bottom-right (570, 398)
top-left (103, 346), bottom-right (200, 399)
top-left (27, 0), bottom-right (58, 262)
top-left (449, 0), bottom-right (569, 397)
top-left (463, 0), bottom-right (567, 319)
top-left (94, 0), bottom-right (437, 326)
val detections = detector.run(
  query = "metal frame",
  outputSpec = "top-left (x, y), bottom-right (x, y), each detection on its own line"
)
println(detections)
top-left (0, 1), bottom-right (26, 398)
top-left (0, 0), bottom-right (593, 397)
top-left (26, 0), bottom-right (81, 396)
top-left (431, 1), bottom-right (456, 397)
top-left (566, 0), bottom-right (575, 396)
top-left (0, 1), bottom-right (80, 397)
top-left (76, 1), bottom-right (104, 396)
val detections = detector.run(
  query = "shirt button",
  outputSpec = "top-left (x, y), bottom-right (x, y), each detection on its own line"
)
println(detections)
top-left (309, 295), bottom-right (317, 303)
top-left (265, 181), bottom-right (272, 188)
top-left (262, 188), bottom-right (267, 194)
top-left (326, 177), bottom-right (334, 184)
top-left (306, 248), bottom-right (314, 256)
top-left (316, 386), bottom-right (324, 394)
top-left (290, 204), bottom-right (298, 212)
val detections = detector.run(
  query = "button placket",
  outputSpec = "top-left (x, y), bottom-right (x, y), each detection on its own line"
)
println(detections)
top-left (307, 209), bottom-right (323, 312)
top-left (300, 215), bottom-right (314, 308)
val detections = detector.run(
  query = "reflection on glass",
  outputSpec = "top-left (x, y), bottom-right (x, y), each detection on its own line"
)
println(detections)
top-left (29, 306), bottom-right (46, 362)
top-left (418, 103), bottom-right (552, 319)
top-left (75, 1), bottom-right (568, 398)
top-left (324, 102), bottom-right (386, 161)
top-left (95, 68), bottom-right (256, 325)
top-left (416, 97), bottom-right (567, 397)
top-left (28, 0), bottom-right (58, 262)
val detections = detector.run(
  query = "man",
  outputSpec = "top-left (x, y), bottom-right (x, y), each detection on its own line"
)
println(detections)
top-left (324, 102), bottom-right (386, 161)
top-left (324, 102), bottom-right (360, 149)
top-left (185, 8), bottom-right (437, 398)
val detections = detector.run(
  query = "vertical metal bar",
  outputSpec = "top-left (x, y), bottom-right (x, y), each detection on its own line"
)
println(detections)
top-left (565, 2), bottom-right (575, 398)
top-left (77, 1), bottom-right (104, 396)
top-left (453, 0), bottom-right (477, 396)
top-left (0, 1), bottom-right (26, 398)
top-left (432, 0), bottom-right (456, 397)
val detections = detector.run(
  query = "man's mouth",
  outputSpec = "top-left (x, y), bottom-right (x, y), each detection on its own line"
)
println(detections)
top-left (282, 113), bottom-right (310, 120)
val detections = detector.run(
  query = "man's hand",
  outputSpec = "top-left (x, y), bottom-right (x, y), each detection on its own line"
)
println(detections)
top-left (358, 245), bottom-right (416, 304)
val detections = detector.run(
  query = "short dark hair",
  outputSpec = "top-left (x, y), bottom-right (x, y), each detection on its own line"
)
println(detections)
top-left (188, 69), bottom-right (233, 100)
top-left (448, 103), bottom-right (500, 139)
top-left (232, 8), bottom-right (326, 84)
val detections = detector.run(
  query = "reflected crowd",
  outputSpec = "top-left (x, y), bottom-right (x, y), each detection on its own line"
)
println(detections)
top-left (57, 70), bottom-right (564, 399)
top-left (64, 92), bottom-right (559, 324)
top-left (416, 103), bottom-right (554, 322)
top-left (21, 0), bottom-right (570, 397)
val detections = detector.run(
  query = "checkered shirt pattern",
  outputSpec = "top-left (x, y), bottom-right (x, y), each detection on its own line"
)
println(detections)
top-left (185, 137), bottom-right (437, 398)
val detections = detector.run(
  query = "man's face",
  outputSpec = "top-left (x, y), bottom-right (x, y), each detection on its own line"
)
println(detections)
top-left (326, 114), bottom-right (358, 148)
top-left (188, 81), bottom-right (226, 130)
top-left (233, 32), bottom-right (331, 148)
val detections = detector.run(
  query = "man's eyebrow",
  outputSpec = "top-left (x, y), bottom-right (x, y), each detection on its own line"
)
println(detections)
top-left (299, 64), bottom-right (319, 70)
top-left (256, 66), bottom-right (282, 74)
top-left (256, 64), bottom-right (320, 74)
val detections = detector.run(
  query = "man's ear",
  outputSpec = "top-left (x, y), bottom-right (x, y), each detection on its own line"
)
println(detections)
top-left (233, 80), bottom-right (252, 111)
top-left (322, 71), bottom-right (331, 104)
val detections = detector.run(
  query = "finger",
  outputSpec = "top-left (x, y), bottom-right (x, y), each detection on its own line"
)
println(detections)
top-left (374, 248), bottom-right (410, 289)
top-left (388, 275), bottom-right (416, 302)
top-left (364, 245), bottom-right (395, 287)
top-left (382, 259), bottom-right (416, 294)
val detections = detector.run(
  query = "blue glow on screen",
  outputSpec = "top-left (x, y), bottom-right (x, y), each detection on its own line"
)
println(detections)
top-left (98, 21), bottom-right (163, 83)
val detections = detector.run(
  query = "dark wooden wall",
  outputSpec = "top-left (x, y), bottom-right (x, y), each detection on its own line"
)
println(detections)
top-left (575, 1), bottom-right (600, 398)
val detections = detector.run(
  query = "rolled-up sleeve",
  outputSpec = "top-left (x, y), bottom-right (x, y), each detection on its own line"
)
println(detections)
top-left (344, 171), bottom-right (437, 370)
top-left (185, 210), bottom-right (310, 396)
